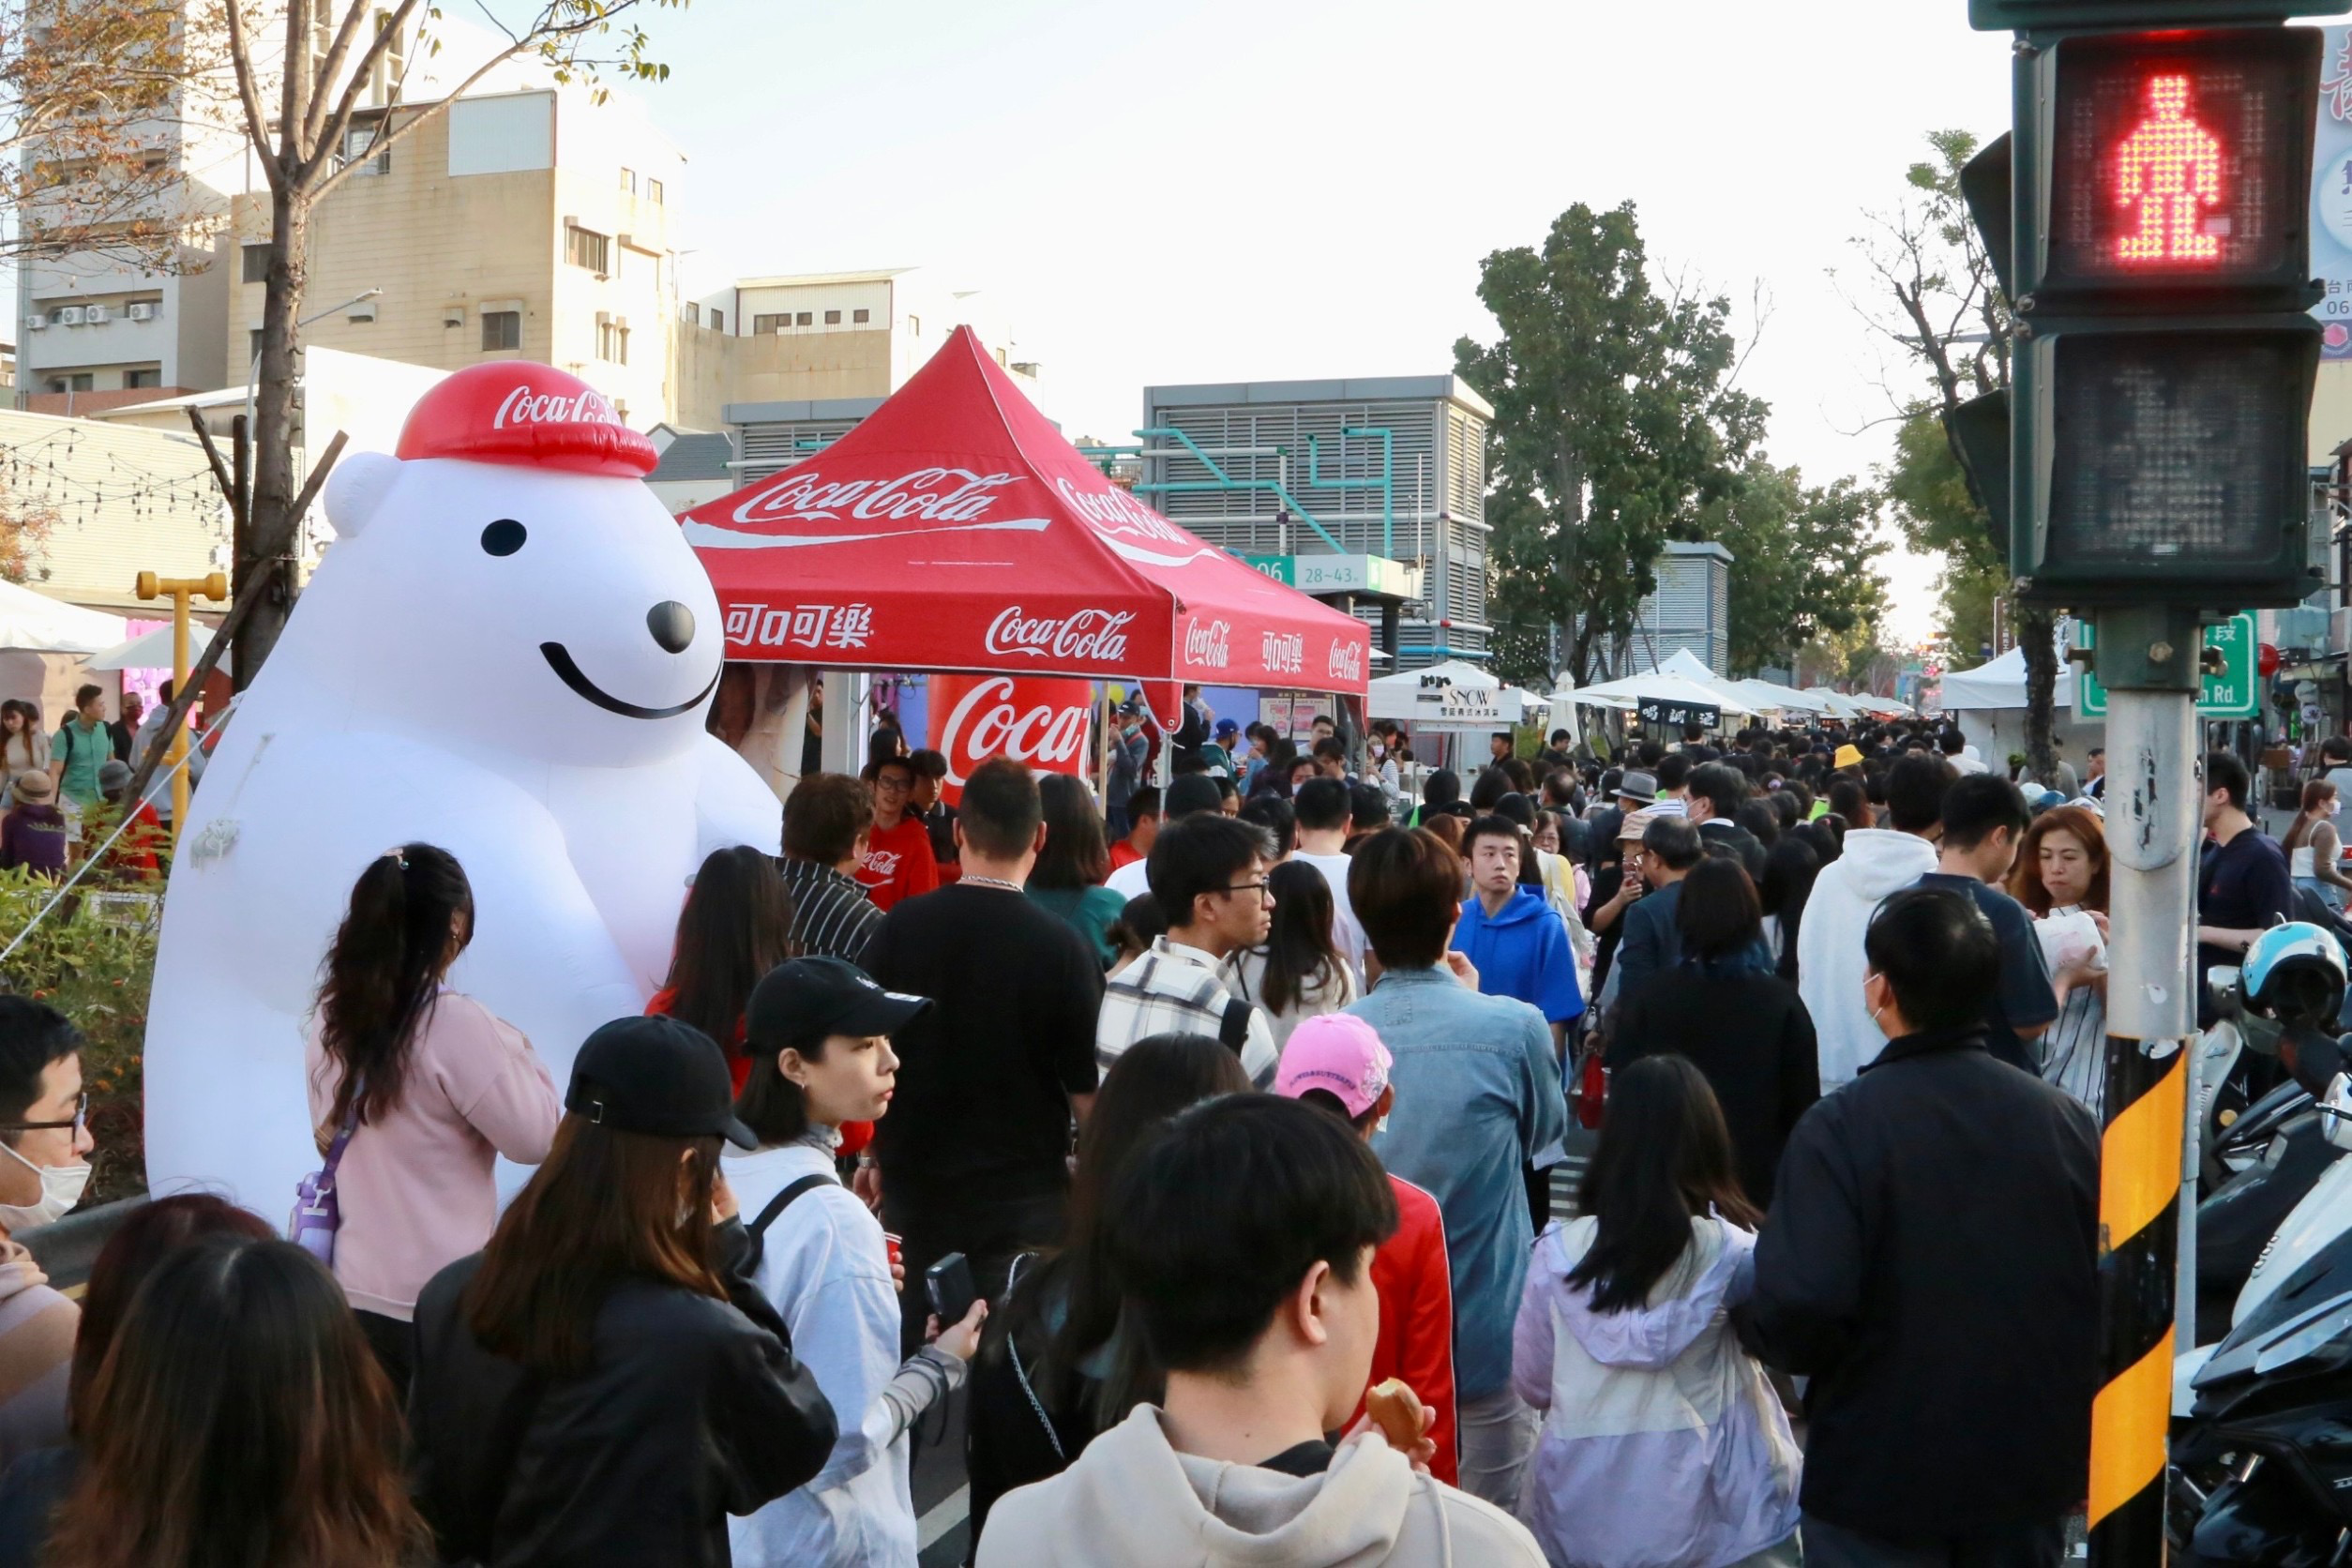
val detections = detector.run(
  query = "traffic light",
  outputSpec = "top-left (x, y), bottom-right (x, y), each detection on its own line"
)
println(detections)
top-left (1994, 23), bottom-right (2325, 608)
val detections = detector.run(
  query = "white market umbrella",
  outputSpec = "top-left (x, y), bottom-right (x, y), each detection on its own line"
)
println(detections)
top-left (1728, 677), bottom-right (1825, 715)
top-left (1575, 668), bottom-right (1756, 716)
top-left (0, 581), bottom-right (128, 655)
top-left (85, 622), bottom-right (215, 671)
top-left (1366, 657), bottom-right (1500, 725)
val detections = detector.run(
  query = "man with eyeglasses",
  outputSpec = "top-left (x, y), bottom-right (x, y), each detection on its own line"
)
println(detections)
top-left (853, 752), bottom-right (939, 913)
top-left (0, 996), bottom-right (90, 1473)
top-left (1095, 813), bottom-right (1280, 1089)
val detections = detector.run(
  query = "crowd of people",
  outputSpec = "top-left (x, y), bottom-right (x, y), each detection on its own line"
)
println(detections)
top-left (0, 684), bottom-right (187, 880)
top-left (0, 691), bottom-right (2273, 1566)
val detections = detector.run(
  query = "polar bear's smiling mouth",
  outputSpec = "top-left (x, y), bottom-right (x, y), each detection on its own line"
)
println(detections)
top-left (539, 642), bottom-right (721, 720)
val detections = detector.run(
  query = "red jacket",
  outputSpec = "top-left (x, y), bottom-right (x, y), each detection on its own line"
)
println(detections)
top-left (1360, 1173), bottom-right (1458, 1485)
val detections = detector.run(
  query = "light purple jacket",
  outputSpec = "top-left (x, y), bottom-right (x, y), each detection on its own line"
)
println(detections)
top-left (1510, 1214), bottom-right (1801, 1568)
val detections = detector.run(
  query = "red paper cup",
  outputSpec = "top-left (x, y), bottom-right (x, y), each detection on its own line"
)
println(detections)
top-left (882, 1232), bottom-right (903, 1270)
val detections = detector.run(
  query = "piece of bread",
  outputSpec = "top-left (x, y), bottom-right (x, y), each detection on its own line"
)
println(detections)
top-left (1364, 1378), bottom-right (1425, 1450)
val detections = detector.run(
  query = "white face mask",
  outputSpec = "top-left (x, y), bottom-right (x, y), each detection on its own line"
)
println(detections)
top-left (0, 1141), bottom-right (86, 1231)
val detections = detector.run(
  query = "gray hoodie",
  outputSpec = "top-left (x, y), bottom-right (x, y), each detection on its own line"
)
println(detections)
top-left (977, 1403), bottom-right (1544, 1568)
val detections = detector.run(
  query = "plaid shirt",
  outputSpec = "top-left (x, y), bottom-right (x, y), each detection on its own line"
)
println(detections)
top-left (1096, 938), bottom-right (1279, 1088)
top-left (776, 856), bottom-right (882, 969)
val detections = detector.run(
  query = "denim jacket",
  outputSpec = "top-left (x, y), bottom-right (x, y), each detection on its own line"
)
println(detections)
top-left (1350, 965), bottom-right (1566, 1400)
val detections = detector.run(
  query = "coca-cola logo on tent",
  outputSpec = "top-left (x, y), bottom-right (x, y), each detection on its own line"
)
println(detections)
top-left (1052, 475), bottom-right (1212, 568)
top-left (983, 607), bottom-right (1134, 664)
top-left (690, 466), bottom-right (1048, 550)
top-left (931, 674), bottom-right (1093, 806)
top-left (1261, 632), bottom-right (1305, 675)
top-left (1327, 638), bottom-right (1365, 685)
top-left (1184, 618), bottom-right (1232, 671)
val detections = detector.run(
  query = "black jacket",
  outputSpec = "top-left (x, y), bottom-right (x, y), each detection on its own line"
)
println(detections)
top-left (1738, 1028), bottom-right (2099, 1540)
top-left (1697, 818), bottom-right (1767, 882)
top-left (1611, 960), bottom-right (1818, 1207)
top-left (409, 1220), bottom-right (837, 1568)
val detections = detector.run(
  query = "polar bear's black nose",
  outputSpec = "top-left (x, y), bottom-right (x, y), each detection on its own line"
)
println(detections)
top-left (647, 601), bottom-right (696, 655)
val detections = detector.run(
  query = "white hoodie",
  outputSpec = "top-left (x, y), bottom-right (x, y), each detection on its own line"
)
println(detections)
top-left (977, 1403), bottom-right (1545, 1568)
top-left (1797, 827), bottom-right (1939, 1088)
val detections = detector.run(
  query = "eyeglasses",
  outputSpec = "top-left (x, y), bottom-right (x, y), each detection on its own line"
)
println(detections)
top-left (873, 776), bottom-right (912, 794)
top-left (0, 1093), bottom-right (85, 1135)
top-left (1219, 879), bottom-right (1274, 901)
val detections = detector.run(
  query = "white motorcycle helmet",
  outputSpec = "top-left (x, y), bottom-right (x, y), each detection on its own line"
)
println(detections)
top-left (2241, 922), bottom-right (2349, 1045)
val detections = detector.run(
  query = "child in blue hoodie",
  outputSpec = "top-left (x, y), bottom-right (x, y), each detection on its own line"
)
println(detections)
top-left (1454, 816), bottom-right (1584, 1050)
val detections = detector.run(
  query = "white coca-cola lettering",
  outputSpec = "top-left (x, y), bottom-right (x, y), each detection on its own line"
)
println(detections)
top-left (492, 384), bottom-right (620, 430)
top-left (733, 466), bottom-right (1016, 526)
top-left (1053, 475), bottom-right (1190, 545)
top-left (939, 677), bottom-right (1092, 785)
top-left (1184, 618), bottom-right (1231, 671)
top-left (1261, 631), bottom-right (1304, 674)
top-left (1327, 639), bottom-right (1364, 684)
top-left (982, 606), bottom-right (1134, 663)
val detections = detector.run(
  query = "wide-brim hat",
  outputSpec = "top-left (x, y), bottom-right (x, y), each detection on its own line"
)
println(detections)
top-left (11, 773), bottom-right (53, 806)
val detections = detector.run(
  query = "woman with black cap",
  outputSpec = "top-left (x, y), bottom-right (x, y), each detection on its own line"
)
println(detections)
top-left (407, 1014), bottom-right (836, 1568)
top-left (727, 957), bottom-right (988, 1568)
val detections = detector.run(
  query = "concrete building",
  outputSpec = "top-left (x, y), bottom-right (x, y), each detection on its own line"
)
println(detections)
top-left (1577, 542), bottom-right (1734, 680)
top-left (17, 9), bottom-right (686, 426)
top-left (1136, 375), bottom-right (1489, 669)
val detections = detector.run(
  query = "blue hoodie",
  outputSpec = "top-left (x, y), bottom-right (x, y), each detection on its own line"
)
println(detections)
top-left (1453, 886), bottom-right (1585, 1024)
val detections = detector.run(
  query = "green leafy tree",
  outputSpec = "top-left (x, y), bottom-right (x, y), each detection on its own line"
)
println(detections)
top-left (1702, 461), bottom-right (1888, 677)
top-left (1456, 202), bottom-right (1767, 688)
top-left (1851, 129), bottom-right (2055, 775)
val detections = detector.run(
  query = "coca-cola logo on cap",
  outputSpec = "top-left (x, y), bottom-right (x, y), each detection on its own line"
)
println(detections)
top-left (493, 384), bottom-right (623, 430)
top-left (984, 607), bottom-right (1133, 664)
top-left (932, 674), bottom-right (1093, 805)
top-left (1327, 638), bottom-right (1364, 685)
top-left (1184, 618), bottom-right (1232, 671)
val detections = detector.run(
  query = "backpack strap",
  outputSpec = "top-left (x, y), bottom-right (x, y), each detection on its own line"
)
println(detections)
top-left (749, 1172), bottom-right (838, 1241)
top-left (1218, 994), bottom-right (1253, 1053)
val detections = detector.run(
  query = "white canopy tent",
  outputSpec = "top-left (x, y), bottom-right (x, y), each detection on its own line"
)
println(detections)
top-left (85, 623), bottom-right (215, 672)
top-left (1572, 648), bottom-right (1754, 715)
top-left (0, 583), bottom-right (127, 655)
top-left (1937, 644), bottom-right (2102, 774)
top-left (1726, 677), bottom-right (1825, 716)
top-left (1366, 658), bottom-right (1506, 731)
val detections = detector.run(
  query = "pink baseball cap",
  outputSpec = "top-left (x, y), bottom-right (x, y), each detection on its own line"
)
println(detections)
top-left (1274, 1014), bottom-right (1393, 1118)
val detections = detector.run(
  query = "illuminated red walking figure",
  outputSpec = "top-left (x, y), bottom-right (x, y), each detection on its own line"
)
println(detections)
top-left (2116, 73), bottom-right (2223, 264)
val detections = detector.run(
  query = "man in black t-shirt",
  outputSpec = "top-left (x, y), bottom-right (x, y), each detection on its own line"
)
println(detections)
top-left (1913, 775), bottom-right (2061, 1073)
top-left (2198, 751), bottom-right (2295, 1026)
top-left (865, 757), bottom-right (1102, 1353)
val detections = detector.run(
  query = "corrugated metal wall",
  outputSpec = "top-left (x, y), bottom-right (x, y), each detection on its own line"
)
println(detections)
top-left (735, 417), bottom-right (867, 485)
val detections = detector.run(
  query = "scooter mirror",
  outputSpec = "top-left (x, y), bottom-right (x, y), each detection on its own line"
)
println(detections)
top-left (2319, 1073), bottom-right (2352, 1153)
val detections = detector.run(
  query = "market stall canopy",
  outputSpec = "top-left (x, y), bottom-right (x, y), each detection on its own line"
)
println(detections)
top-left (85, 622), bottom-right (215, 671)
top-left (1366, 657), bottom-right (1505, 728)
top-left (1726, 677), bottom-right (1824, 716)
top-left (0, 582), bottom-right (128, 655)
top-left (1801, 687), bottom-right (1871, 720)
top-left (1939, 645), bottom-right (2077, 712)
top-left (679, 327), bottom-right (1371, 721)
top-left (1573, 648), bottom-right (1755, 722)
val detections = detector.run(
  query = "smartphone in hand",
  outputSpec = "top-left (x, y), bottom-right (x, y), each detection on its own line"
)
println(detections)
top-left (926, 1252), bottom-right (978, 1326)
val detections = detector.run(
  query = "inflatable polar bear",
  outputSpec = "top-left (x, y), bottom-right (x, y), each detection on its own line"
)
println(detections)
top-left (143, 362), bottom-right (782, 1208)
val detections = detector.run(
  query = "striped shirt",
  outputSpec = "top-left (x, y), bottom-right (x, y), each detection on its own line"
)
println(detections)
top-left (1096, 938), bottom-right (1279, 1088)
top-left (777, 857), bottom-right (883, 969)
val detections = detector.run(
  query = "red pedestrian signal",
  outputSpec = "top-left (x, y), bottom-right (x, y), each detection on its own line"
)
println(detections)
top-left (2114, 74), bottom-right (2222, 266)
top-left (2031, 27), bottom-right (2320, 305)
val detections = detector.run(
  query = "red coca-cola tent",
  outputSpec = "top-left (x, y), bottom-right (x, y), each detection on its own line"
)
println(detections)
top-left (680, 326), bottom-right (1371, 722)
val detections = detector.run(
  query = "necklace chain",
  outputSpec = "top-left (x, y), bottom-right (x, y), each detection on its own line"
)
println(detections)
top-left (959, 875), bottom-right (1022, 893)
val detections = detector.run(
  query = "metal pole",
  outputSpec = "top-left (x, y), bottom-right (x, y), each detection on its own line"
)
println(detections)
top-left (2088, 605), bottom-right (2200, 1568)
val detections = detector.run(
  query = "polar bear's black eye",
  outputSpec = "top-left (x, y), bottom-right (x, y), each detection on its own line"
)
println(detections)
top-left (481, 519), bottom-right (527, 557)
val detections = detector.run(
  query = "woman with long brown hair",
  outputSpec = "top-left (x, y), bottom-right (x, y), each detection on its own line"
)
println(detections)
top-left (1026, 773), bottom-right (1128, 968)
top-left (307, 844), bottom-right (561, 1395)
top-left (647, 846), bottom-right (798, 1091)
top-left (408, 1015), bottom-right (835, 1568)
top-left (2283, 778), bottom-right (2352, 914)
top-left (2006, 804), bottom-right (2113, 1118)
top-left (45, 1233), bottom-right (426, 1568)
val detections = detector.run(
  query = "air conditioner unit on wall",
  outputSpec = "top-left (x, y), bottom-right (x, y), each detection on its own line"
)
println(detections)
top-left (81, 305), bottom-right (106, 324)
top-left (53, 308), bottom-right (83, 326)
top-left (127, 302), bottom-right (155, 322)
top-left (23, 316), bottom-right (43, 331)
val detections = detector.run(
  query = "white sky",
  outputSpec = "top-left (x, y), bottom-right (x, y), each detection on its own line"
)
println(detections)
top-left (634, 0), bottom-right (2352, 648)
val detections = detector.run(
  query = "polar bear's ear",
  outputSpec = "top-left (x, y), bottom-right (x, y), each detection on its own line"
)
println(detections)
top-left (323, 452), bottom-right (401, 540)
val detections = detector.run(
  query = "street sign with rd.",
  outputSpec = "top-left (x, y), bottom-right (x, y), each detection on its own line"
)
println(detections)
top-left (2073, 612), bottom-right (2259, 720)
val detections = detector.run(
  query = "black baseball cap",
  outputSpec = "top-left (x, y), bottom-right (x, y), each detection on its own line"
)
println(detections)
top-left (565, 1015), bottom-right (758, 1151)
top-left (748, 957), bottom-right (932, 1053)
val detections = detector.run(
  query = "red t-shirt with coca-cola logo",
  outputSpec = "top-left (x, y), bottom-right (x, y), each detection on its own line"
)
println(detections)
top-left (855, 815), bottom-right (940, 912)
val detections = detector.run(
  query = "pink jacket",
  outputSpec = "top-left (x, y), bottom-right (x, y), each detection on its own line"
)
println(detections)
top-left (305, 992), bottom-right (561, 1320)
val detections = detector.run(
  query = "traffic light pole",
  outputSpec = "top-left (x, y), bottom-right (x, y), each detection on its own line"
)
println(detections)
top-left (2088, 604), bottom-right (2200, 1567)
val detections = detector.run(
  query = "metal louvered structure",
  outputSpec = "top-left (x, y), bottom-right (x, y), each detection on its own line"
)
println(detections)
top-left (1577, 542), bottom-right (1735, 680)
top-left (1138, 375), bottom-right (1494, 671)
top-left (723, 396), bottom-right (888, 486)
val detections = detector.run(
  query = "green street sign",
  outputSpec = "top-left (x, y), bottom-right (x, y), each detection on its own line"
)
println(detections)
top-left (1240, 553), bottom-right (1420, 598)
top-left (2073, 611), bottom-right (2259, 720)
